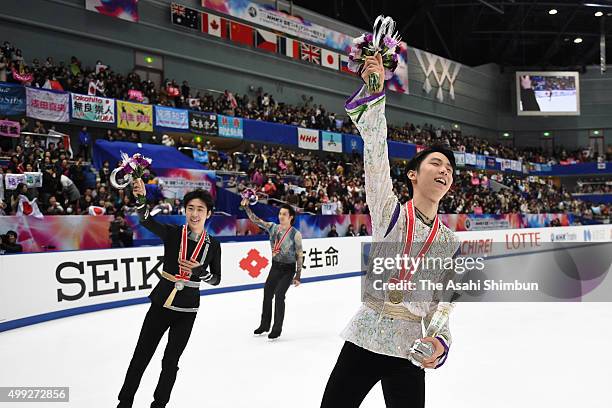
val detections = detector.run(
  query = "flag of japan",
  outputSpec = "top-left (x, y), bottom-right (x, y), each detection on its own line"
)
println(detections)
top-left (321, 49), bottom-right (339, 70)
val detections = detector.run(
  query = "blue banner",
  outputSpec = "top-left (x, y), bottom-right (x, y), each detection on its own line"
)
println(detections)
top-left (530, 162), bottom-right (611, 176)
top-left (154, 106), bottom-right (189, 129)
top-left (0, 83), bottom-right (26, 116)
top-left (243, 118), bottom-right (297, 145)
top-left (218, 115), bottom-right (243, 138)
top-left (476, 154), bottom-right (486, 169)
top-left (486, 156), bottom-right (499, 170)
top-left (388, 140), bottom-right (416, 160)
top-left (192, 149), bottom-right (209, 163)
top-left (342, 133), bottom-right (364, 155)
top-left (572, 193), bottom-right (612, 204)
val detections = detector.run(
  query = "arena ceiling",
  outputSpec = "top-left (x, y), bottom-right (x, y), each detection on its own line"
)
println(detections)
top-left (292, 0), bottom-right (612, 68)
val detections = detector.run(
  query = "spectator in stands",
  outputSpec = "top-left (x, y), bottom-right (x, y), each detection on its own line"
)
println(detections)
top-left (263, 178), bottom-right (277, 197)
top-left (0, 231), bottom-right (22, 254)
top-left (0, 56), bottom-right (7, 82)
top-left (109, 213), bottom-right (133, 248)
top-left (327, 224), bottom-right (339, 237)
top-left (61, 174), bottom-right (81, 207)
top-left (46, 195), bottom-right (65, 215)
top-left (152, 199), bottom-right (172, 215)
top-left (251, 168), bottom-right (264, 187)
top-left (99, 160), bottom-right (111, 185)
top-left (171, 198), bottom-right (185, 215)
top-left (345, 224), bottom-right (357, 237)
top-left (78, 127), bottom-right (90, 161)
top-left (358, 224), bottom-right (368, 236)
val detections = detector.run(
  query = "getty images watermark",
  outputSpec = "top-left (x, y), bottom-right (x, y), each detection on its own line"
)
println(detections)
top-left (371, 253), bottom-right (539, 292)
top-left (361, 241), bottom-right (612, 302)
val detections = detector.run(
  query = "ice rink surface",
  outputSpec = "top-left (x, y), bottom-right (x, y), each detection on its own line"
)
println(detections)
top-left (2, 275), bottom-right (612, 408)
top-left (534, 94), bottom-right (578, 112)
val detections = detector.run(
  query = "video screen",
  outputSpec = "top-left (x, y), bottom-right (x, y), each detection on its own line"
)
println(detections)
top-left (516, 71), bottom-right (580, 116)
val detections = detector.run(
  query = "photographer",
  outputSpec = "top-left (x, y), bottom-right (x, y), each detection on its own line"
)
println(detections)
top-left (109, 213), bottom-right (133, 248)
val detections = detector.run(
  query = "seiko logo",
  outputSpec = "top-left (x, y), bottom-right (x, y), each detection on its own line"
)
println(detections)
top-left (55, 255), bottom-right (164, 301)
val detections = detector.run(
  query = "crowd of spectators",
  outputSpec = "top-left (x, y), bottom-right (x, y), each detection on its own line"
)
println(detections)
top-left (573, 178), bottom-right (612, 194)
top-left (1, 41), bottom-right (610, 227)
top-left (3, 41), bottom-right (609, 166)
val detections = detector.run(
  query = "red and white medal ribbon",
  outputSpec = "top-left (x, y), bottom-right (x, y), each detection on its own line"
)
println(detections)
top-left (272, 226), bottom-right (292, 256)
top-left (177, 225), bottom-right (207, 280)
top-left (389, 200), bottom-right (440, 286)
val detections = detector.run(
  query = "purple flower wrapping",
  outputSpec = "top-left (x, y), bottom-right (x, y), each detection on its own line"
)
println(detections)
top-left (347, 33), bottom-right (402, 77)
top-left (122, 164), bottom-right (134, 175)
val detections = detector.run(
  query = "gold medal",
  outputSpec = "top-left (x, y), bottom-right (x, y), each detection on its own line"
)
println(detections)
top-left (389, 289), bottom-right (403, 304)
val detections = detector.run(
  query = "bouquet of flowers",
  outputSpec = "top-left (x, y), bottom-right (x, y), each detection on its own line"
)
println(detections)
top-left (110, 152), bottom-right (153, 206)
top-left (241, 188), bottom-right (259, 206)
top-left (348, 15), bottom-right (402, 93)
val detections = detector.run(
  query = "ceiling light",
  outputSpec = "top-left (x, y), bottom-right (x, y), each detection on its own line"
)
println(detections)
top-left (585, 3), bottom-right (612, 8)
top-left (548, 9), bottom-right (558, 15)
top-left (574, 37), bottom-right (583, 43)
top-left (595, 11), bottom-right (604, 16)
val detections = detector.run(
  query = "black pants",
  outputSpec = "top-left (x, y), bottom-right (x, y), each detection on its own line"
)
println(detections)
top-left (259, 261), bottom-right (295, 332)
top-left (320, 341), bottom-right (425, 408)
top-left (118, 303), bottom-right (197, 408)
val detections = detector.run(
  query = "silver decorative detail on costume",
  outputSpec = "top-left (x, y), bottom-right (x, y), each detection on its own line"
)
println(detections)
top-left (413, 49), bottom-right (461, 102)
top-left (175, 280), bottom-right (185, 291)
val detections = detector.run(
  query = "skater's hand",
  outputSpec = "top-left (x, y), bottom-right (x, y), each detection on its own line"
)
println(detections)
top-left (520, 75), bottom-right (532, 90)
top-left (293, 278), bottom-right (301, 287)
top-left (420, 337), bottom-right (445, 369)
top-left (240, 198), bottom-right (249, 208)
top-left (178, 259), bottom-right (200, 277)
top-left (361, 53), bottom-right (385, 93)
top-left (133, 178), bottom-right (146, 198)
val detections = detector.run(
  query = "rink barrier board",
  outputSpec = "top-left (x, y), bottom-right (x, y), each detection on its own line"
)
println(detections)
top-left (0, 270), bottom-right (365, 332)
top-left (1, 226), bottom-right (611, 332)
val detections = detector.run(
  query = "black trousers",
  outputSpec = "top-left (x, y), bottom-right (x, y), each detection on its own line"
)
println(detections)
top-left (259, 261), bottom-right (296, 332)
top-left (320, 341), bottom-right (425, 408)
top-left (118, 303), bottom-right (197, 408)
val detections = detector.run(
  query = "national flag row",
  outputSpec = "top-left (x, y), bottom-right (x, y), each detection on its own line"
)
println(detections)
top-left (170, 3), bottom-right (354, 74)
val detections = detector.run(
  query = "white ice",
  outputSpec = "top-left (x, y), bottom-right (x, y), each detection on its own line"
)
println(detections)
top-left (1, 275), bottom-right (611, 408)
top-left (534, 94), bottom-right (578, 112)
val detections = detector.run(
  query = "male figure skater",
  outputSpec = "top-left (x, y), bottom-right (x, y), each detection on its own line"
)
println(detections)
top-left (241, 198), bottom-right (303, 339)
top-left (117, 179), bottom-right (221, 408)
top-left (320, 53), bottom-right (461, 408)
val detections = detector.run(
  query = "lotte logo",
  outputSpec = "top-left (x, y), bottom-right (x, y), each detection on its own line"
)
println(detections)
top-left (239, 249), bottom-right (269, 278)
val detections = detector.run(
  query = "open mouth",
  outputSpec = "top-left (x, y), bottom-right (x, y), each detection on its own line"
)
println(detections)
top-left (189, 218), bottom-right (200, 223)
top-left (434, 177), bottom-right (447, 186)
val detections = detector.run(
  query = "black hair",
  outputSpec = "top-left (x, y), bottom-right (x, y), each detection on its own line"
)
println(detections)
top-left (279, 204), bottom-right (296, 225)
top-left (6, 230), bottom-right (17, 238)
top-left (406, 145), bottom-right (456, 197)
top-left (183, 189), bottom-right (214, 214)
top-left (406, 145), bottom-right (456, 173)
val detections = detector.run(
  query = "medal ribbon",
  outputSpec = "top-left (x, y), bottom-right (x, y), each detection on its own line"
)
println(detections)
top-left (177, 225), bottom-right (207, 280)
top-left (273, 226), bottom-right (292, 256)
top-left (391, 200), bottom-right (440, 285)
